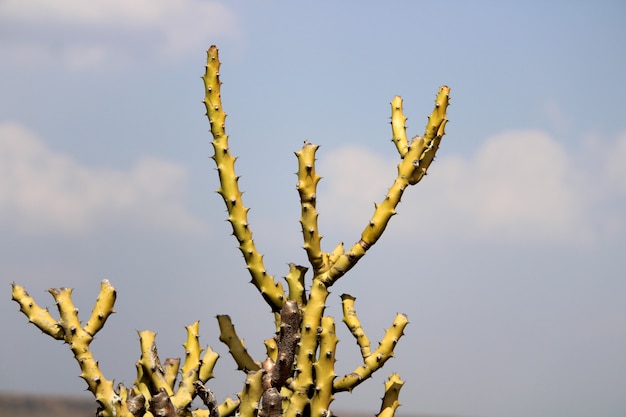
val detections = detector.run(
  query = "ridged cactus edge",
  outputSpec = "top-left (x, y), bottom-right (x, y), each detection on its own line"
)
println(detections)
top-left (12, 45), bottom-right (450, 417)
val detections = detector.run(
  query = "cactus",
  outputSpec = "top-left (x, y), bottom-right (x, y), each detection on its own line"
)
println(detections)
top-left (12, 45), bottom-right (450, 417)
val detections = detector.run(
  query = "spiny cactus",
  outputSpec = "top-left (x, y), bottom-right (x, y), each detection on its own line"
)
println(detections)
top-left (12, 45), bottom-right (450, 417)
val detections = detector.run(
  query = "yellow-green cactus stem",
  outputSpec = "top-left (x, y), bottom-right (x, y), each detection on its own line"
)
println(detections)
top-left (328, 242), bottom-right (344, 267)
top-left (218, 396), bottom-right (240, 417)
top-left (217, 315), bottom-right (261, 372)
top-left (136, 330), bottom-right (174, 396)
top-left (238, 370), bottom-right (264, 417)
top-left (284, 263), bottom-right (308, 306)
top-left (11, 283), bottom-right (63, 339)
top-left (296, 141), bottom-right (325, 274)
top-left (334, 313), bottom-right (408, 392)
top-left (377, 374), bottom-right (404, 417)
top-left (264, 337), bottom-right (279, 362)
top-left (199, 346), bottom-right (220, 381)
top-left (310, 316), bottom-right (338, 417)
top-left (321, 86), bottom-right (450, 286)
top-left (133, 356), bottom-right (152, 403)
top-left (406, 86), bottom-right (450, 185)
top-left (172, 321), bottom-right (205, 408)
top-left (83, 279), bottom-right (116, 336)
top-left (203, 45), bottom-right (286, 312)
top-left (390, 96), bottom-right (409, 157)
top-left (340, 294), bottom-right (371, 358)
top-left (43, 285), bottom-right (125, 416)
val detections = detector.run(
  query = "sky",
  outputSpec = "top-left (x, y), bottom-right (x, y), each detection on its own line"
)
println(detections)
top-left (1, 1), bottom-right (625, 417)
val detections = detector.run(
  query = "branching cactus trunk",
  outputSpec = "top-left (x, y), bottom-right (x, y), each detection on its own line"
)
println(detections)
top-left (11, 45), bottom-right (450, 417)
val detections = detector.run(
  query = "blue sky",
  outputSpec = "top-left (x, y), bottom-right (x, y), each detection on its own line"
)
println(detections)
top-left (1, 1), bottom-right (625, 417)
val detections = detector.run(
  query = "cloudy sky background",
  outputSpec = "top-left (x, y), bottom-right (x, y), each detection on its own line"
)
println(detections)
top-left (1, 1), bottom-right (625, 417)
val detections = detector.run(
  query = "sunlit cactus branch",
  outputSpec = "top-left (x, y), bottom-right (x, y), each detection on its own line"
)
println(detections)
top-left (203, 45), bottom-right (286, 313)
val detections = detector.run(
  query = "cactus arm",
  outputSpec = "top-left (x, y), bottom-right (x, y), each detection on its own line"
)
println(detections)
top-left (320, 87), bottom-right (450, 287)
top-left (171, 321), bottom-right (206, 409)
top-left (264, 337), bottom-right (279, 362)
top-left (12, 282), bottom-right (130, 416)
top-left (405, 86), bottom-right (450, 185)
top-left (218, 397), bottom-right (240, 417)
top-left (238, 370), bottom-right (264, 417)
top-left (199, 346), bottom-right (220, 381)
top-left (217, 314), bottom-right (261, 372)
top-left (50, 286), bottom-right (128, 416)
top-left (284, 263), bottom-right (308, 305)
top-left (376, 374), bottom-right (404, 417)
top-left (133, 357), bottom-right (152, 401)
top-left (333, 313), bottom-right (408, 393)
top-left (203, 45), bottom-right (285, 312)
top-left (296, 141), bottom-right (327, 275)
top-left (11, 283), bottom-right (64, 339)
top-left (136, 330), bottom-right (174, 396)
top-left (340, 294), bottom-right (371, 358)
top-left (83, 279), bottom-right (116, 336)
top-left (390, 96), bottom-right (409, 157)
top-left (310, 316), bottom-right (338, 417)
top-left (328, 242), bottom-right (344, 266)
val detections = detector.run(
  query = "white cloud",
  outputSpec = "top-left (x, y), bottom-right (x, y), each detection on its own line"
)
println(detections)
top-left (317, 130), bottom-right (625, 245)
top-left (0, 0), bottom-right (240, 70)
top-left (0, 122), bottom-right (205, 235)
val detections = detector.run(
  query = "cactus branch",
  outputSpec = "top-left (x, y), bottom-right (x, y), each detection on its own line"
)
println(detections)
top-left (171, 322), bottom-right (217, 409)
top-left (217, 314), bottom-right (261, 372)
top-left (238, 370), bottom-right (264, 417)
top-left (203, 45), bottom-right (285, 312)
top-left (376, 374), bottom-right (404, 417)
top-left (390, 96), bottom-right (409, 157)
top-left (340, 294), bottom-right (371, 358)
top-left (11, 283), bottom-right (64, 339)
top-left (216, 397), bottom-right (240, 417)
top-left (320, 87), bottom-right (450, 287)
top-left (310, 316), bottom-right (338, 417)
top-left (136, 330), bottom-right (173, 396)
top-left (12, 280), bottom-right (128, 416)
top-left (296, 141), bottom-right (326, 275)
top-left (334, 313), bottom-right (408, 393)
top-left (284, 263), bottom-right (308, 305)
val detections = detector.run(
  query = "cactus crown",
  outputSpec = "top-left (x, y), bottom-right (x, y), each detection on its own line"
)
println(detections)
top-left (12, 45), bottom-right (450, 417)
